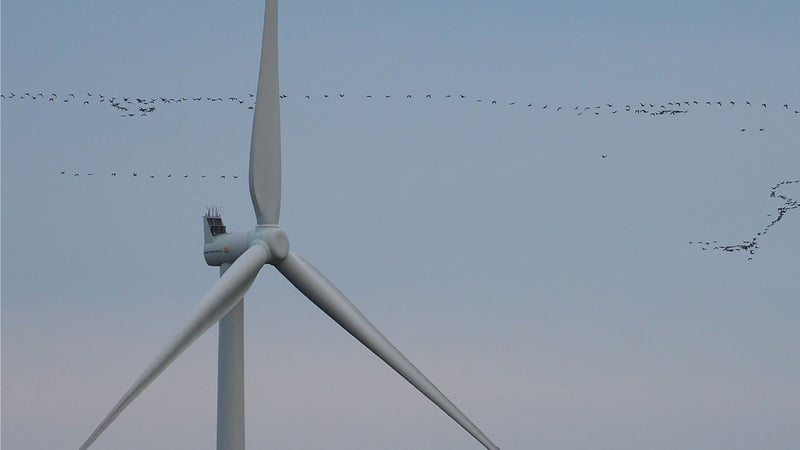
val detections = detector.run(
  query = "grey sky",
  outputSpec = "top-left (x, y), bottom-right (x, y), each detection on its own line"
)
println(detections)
top-left (2, 1), bottom-right (799, 449)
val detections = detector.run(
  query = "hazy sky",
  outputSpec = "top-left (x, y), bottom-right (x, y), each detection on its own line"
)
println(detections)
top-left (2, 1), bottom-right (799, 449)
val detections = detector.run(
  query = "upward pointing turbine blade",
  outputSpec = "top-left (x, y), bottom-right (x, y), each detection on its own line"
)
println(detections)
top-left (249, 0), bottom-right (282, 225)
top-left (79, 243), bottom-right (271, 450)
top-left (276, 252), bottom-right (500, 450)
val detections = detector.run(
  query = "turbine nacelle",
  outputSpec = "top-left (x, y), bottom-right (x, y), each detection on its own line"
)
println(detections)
top-left (204, 213), bottom-right (289, 266)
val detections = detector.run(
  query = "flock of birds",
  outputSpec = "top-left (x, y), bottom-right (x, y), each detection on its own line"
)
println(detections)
top-left (6, 90), bottom-right (796, 260)
top-left (60, 171), bottom-right (240, 180)
top-left (3, 91), bottom-right (799, 125)
top-left (690, 179), bottom-right (799, 261)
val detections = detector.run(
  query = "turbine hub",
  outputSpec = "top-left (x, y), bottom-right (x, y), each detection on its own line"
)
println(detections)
top-left (253, 225), bottom-right (290, 262)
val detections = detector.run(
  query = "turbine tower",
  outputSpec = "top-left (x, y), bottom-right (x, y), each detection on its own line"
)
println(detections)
top-left (79, 2), bottom-right (499, 449)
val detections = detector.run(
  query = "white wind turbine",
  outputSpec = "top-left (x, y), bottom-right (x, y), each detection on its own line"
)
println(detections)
top-left (79, 1), bottom-right (499, 449)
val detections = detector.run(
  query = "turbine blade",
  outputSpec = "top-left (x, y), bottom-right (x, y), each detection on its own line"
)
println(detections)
top-left (276, 252), bottom-right (500, 450)
top-left (249, 0), bottom-right (281, 225)
top-left (79, 243), bottom-right (270, 450)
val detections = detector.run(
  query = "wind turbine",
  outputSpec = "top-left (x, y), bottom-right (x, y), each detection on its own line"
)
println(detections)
top-left (79, 1), bottom-right (499, 449)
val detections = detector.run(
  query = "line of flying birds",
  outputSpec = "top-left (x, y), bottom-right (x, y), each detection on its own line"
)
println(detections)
top-left (3, 91), bottom-right (799, 120)
top-left (60, 171), bottom-right (240, 180)
top-left (10, 91), bottom-right (795, 259)
top-left (690, 179), bottom-right (799, 261)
